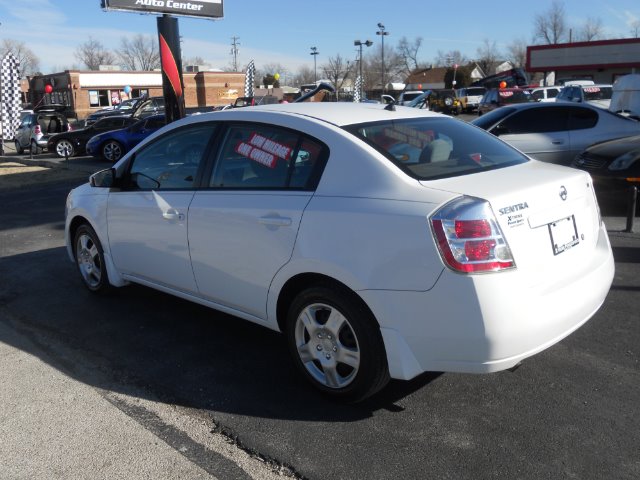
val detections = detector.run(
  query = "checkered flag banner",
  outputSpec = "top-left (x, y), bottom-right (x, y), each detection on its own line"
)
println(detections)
top-left (244, 60), bottom-right (255, 98)
top-left (353, 76), bottom-right (362, 103)
top-left (1, 52), bottom-right (22, 140)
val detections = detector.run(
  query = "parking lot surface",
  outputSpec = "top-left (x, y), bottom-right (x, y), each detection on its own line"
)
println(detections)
top-left (1, 149), bottom-right (639, 479)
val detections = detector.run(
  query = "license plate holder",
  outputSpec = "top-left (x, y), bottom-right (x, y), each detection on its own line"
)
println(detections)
top-left (548, 215), bottom-right (579, 256)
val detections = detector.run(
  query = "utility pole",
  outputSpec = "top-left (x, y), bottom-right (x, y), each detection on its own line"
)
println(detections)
top-left (310, 47), bottom-right (319, 83)
top-left (230, 36), bottom-right (240, 72)
top-left (376, 23), bottom-right (389, 98)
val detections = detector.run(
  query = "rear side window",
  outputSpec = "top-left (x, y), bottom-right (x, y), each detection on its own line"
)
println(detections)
top-left (568, 107), bottom-right (598, 130)
top-left (345, 117), bottom-right (527, 181)
top-left (209, 123), bottom-right (327, 190)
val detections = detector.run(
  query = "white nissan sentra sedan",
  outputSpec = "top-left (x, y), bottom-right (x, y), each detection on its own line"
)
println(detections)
top-left (65, 102), bottom-right (614, 402)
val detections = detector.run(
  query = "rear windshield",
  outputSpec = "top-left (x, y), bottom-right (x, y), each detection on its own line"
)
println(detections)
top-left (500, 90), bottom-right (532, 104)
top-left (344, 117), bottom-right (528, 181)
top-left (466, 88), bottom-right (486, 96)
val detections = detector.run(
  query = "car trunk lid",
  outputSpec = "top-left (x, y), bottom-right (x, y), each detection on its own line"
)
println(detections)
top-left (422, 161), bottom-right (601, 284)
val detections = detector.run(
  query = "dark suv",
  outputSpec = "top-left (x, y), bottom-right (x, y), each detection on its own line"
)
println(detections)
top-left (477, 88), bottom-right (533, 116)
top-left (14, 105), bottom-right (71, 154)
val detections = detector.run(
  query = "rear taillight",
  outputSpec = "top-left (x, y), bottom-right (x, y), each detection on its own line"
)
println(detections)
top-left (34, 125), bottom-right (41, 135)
top-left (430, 196), bottom-right (515, 273)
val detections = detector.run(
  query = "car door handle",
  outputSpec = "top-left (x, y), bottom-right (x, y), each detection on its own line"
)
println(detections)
top-left (259, 215), bottom-right (292, 227)
top-left (551, 139), bottom-right (565, 145)
top-left (162, 209), bottom-right (185, 221)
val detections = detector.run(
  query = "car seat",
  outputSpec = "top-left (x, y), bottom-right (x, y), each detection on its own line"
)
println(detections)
top-left (48, 117), bottom-right (60, 134)
top-left (419, 139), bottom-right (453, 163)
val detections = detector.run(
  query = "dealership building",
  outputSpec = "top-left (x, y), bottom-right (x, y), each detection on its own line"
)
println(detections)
top-left (526, 38), bottom-right (640, 85)
top-left (26, 69), bottom-right (245, 120)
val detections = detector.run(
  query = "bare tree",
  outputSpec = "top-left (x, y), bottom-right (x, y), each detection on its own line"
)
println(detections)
top-left (631, 20), bottom-right (640, 38)
top-left (290, 66), bottom-right (315, 87)
top-left (475, 39), bottom-right (501, 76)
top-left (434, 50), bottom-right (469, 68)
top-left (506, 38), bottom-right (528, 68)
top-left (183, 56), bottom-right (205, 66)
top-left (578, 17), bottom-right (604, 41)
top-left (321, 54), bottom-right (352, 100)
top-left (533, 0), bottom-right (567, 44)
top-left (118, 35), bottom-right (160, 71)
top-left (1, 39), bottom-right (41, 76)
top-left (396, 36), bottom-right (423, 76)
top-left (364, 44), bottom-right (405, 90)
top-left (75, 37), bottom-right (115, 70)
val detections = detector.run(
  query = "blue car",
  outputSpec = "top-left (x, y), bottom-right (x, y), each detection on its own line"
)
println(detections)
top-left (86, 114), bottom-right (166, 162)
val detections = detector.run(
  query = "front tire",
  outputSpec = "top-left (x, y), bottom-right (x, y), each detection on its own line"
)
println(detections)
top-left (14, 139), bottom-right (24, 154)
top-left (74, 224), bottom-right (111, 293)
top-left (102, 140), bottom-right (123, 162)
top-left (55, 139), bottom-right (75, 158)
top-left (286, 284), bottom-right (389, 402)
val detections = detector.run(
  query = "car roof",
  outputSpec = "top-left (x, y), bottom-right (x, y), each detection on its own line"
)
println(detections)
top-left (189, 102), bottom-right (444, 127)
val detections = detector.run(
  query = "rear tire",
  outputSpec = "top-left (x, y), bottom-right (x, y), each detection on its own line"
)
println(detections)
top-left (14, 140), bottom-right (24, 154)
top-left (55, 139), bottom-right (75, 158)
top-left (286, 284), bottom-right (389, 402)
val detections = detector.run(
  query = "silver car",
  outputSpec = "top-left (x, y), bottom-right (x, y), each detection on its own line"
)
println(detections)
top-left (471, 102), bottom-right (640, 165)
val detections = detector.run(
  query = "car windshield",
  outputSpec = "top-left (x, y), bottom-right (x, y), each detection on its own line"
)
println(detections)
top-left (344, 117), bottom-right (527, 180)
top-left (583, 86), bottom-right (612, 101)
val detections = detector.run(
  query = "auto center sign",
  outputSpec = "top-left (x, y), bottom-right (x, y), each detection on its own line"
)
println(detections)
top-left (101, 0), bottom-right (223, 19)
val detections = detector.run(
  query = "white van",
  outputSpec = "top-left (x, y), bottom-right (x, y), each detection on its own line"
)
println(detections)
top-left (609, 74), bottom-right (640, 118)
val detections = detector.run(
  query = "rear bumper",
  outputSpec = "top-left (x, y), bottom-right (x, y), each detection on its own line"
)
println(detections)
top-left (361, 221), bottom-right (614, 380)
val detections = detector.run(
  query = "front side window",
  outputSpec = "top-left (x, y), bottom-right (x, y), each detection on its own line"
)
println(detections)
top-left (209, 123), bottom-right (326, 189)
top-left (345, 117), bottom-right (528, 181)
top-left (127, 123), bottom-right (216, 190)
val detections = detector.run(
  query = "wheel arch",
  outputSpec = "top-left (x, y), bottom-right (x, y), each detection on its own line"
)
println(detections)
top-left (275, 272), bottom-right (381, 336)
top-left (66, 213), bottom-right (127, 288)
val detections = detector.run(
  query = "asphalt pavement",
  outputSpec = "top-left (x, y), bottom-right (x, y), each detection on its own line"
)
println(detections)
top-left (1, 147), bottom-right (639, 480)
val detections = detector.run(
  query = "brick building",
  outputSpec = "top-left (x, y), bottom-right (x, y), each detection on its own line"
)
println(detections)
top-left (26, 70), bottom-right (246, 120)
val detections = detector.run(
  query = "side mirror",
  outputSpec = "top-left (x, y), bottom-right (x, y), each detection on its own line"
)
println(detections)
top-left (90, 168), bottom-right (115, 188)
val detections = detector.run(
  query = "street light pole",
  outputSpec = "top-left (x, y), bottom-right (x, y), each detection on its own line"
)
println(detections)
top-left (310, 47), bottom-right (319, 83)
top-left (376, 23), bottom-right (389, 98)
top-left (354, 39), bottom-right (373, 100)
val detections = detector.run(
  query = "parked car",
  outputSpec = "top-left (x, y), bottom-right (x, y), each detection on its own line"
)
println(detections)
top-left (556, 84), bottom-right (613, 109)
top-left (84, 97), bottom-right (144, 127)
top-left (14, 105), bottom-right (71, 154)
top-left (472, 102), bottom-right (640, 165)
top-left (529, 86), bottom-right (562, 103)
top-left (456, 87), bottom-right (486, 112)
top-left (477, 88), bottom-right (533, 116)
top-left (85, 114), bottom-right (166, 162)
top-left (428, 89), bottom-right (462, 115)
top-left (397, 90), bottom-right (426, 106)
top-left (47, 115), bottom-right (138, 158)
top-left (572, 133), bottom-right (640, 193)
top-left (65, 102), bottom-right (613, 402)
